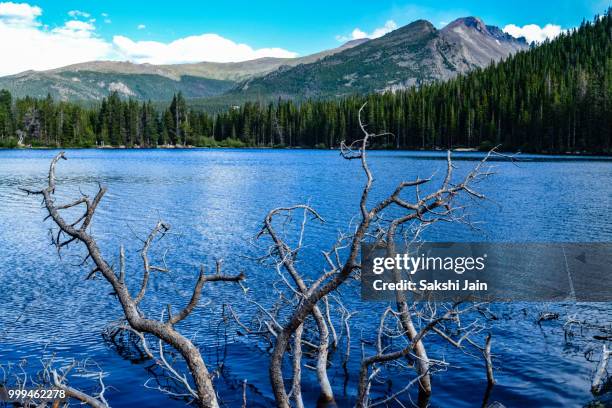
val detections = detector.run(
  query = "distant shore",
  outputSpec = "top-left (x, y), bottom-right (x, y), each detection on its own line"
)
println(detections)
top-left (1, 144), bottom-right (610, 157)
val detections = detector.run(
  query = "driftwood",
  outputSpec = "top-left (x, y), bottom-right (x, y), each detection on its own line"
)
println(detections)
top-left (260, 205), bottom-right (334, 403)
top-left (23, 153), bottom-right (244, 408)
top-left (265, 102), bottom-right (502, 407)
top-left (592, 344), bottom-right (611, 395)
top-left (51, 368), bottom-right (109, 408)
top-left (0, 357), bottom-right (110, 408)
top-left (484, 334), bottom-right (495, 386)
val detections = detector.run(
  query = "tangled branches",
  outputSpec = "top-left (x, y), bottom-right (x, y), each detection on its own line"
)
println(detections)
top-left (259, 102), bottom-right (503, 407)
top-left (23, 153), bottom-right (245, 408)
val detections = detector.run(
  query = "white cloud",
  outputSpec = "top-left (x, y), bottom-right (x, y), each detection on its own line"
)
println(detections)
top-left (370, 20), bottom-right (398, 38)
top-left (503, 23), bottom-right (563, 44)
top-left (61, 20), bottom-right (94, 31)
top-left (337, 20), bottom-right (397, 41)
top-left (137, 24), bottom-right (145, 30)
top-left (0, 2), bottom-right (298, 76)
top-left (51, 20), bottom-right (96, 38)
top-left (113, 34), bottom-right (298, 64)
top-left (67, 10), bottom-right (90, 19)
top-left (0, 15), bottom-right (111, 75)
top-left (0, 1), bottom-right (41, 26)
top-left (349, 28), bottom-right (367, 40)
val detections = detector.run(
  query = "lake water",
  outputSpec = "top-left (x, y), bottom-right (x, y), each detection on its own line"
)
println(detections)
top-left (1, 149), bottom-right (611, 407)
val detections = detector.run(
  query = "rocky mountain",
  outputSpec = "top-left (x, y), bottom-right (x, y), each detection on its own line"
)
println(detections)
top-left (0, 17), bottom-right (526, 102)
top-left (226, 17), bottom-right (528, 100)
top-left (0, 39), bottom-right (368, 101)
top-left (440, 17), bottom-right (528, 68)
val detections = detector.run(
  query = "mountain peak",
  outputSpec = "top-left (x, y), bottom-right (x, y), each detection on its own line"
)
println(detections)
top-left (403, 19), bottom-right (436, 32)
top-left (442, 16), bottom-right (527, 45)
top-left (381, 19), bottom-right (436, 42)
top-left (445, 16), bottom-right (487, 32)
top-left (438, 16), bottom-right (528, 72)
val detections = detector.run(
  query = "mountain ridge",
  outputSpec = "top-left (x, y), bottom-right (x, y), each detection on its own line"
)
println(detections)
top-left (0, 17), bottom-right (528, 102)
top-left (0, 39), bottom-right (369, 101)
top-left (224, 16), bottom-right (528, 101)
top-left (42, 38), bottom-right (371, 82)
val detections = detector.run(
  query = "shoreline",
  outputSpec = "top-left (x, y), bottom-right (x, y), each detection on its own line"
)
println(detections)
top-left (1, 145), bottom-right (610, 157)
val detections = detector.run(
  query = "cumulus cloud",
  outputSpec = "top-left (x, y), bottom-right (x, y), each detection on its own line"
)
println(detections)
top-left (0, 2), bottom-right (298, 76)
top-left (52, 19), bottom-right (96, 36)
top-left (113, 34), bottom-right (298, 64)
top-left (503, 23), bottom-right (563, 43)
top-left (0, 1), bottom-right (41, 25)
top-left (0, 3), bottom-right (109, 75)
top-left (137, 23), bottom-right (145, 30)
top-left (337, 20), bottom-right (397, 41)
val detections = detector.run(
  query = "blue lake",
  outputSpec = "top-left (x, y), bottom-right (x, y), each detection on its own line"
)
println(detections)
top-left (1, 149), bottom-right (611, 407)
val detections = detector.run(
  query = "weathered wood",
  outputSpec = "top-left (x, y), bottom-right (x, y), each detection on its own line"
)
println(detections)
top-left (485, 334), bottom-right (495, 386)
top-left (592, 344), bottom-right (610, 395)
top-left (268, 102), bottom-right (499, 407)
top-left (26, 152), bottom-right (245, 408)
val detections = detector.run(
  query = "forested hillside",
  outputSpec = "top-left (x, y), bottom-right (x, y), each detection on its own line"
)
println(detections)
top-left (0, 11), bottom-right (610, 152)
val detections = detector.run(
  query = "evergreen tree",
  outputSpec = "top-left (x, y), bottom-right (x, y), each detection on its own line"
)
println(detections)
top-left (0, 11), bottom-right (609, 152)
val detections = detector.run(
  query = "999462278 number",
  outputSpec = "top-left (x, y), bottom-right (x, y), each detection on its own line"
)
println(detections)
top-left (0, 387), bottom-right (67, 402)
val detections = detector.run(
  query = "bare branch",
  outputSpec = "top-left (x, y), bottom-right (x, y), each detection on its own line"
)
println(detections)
top-left (135, 221), bottom-right (169, 305)
top-left (169, 265), bottom-right (244, 326)
top-left (25, 153), bottom-right (247, 408)
top-left (592, 344), bottom-right (611, 395)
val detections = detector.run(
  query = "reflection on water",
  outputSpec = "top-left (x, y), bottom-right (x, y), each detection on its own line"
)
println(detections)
top-left (0, 148), bottom-right (611, 407)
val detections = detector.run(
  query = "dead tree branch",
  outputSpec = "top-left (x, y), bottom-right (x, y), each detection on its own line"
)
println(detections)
top-left (51, 369), bottom-right (109, 408)
top-left (592, 344), bottom-right (611, 395)
top-left (267, 102), bottom-right (499, 407)
top-left (24, 152), bottom-right (245, 408)
top-left (259, 205), bottom-right (335, 403)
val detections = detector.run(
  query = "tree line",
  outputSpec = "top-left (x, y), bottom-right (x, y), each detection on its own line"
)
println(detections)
top-left (1, 11), bottom-right (610, 152)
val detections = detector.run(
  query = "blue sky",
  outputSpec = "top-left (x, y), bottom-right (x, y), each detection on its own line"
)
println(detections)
top-left (0, 0), bottom-right (609, 75)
